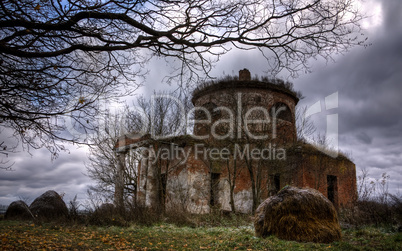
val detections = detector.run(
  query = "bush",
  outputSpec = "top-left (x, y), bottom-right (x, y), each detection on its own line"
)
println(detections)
top-left (341, 196), bottom-right (402, 228)
top-left (340, 169), bottom-right (402, 228)
top-left (87, 203), bottom-right (127, 226)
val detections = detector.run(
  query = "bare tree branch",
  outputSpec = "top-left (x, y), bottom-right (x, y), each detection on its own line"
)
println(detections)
top-left (0, 0), bottom-right (365, 167)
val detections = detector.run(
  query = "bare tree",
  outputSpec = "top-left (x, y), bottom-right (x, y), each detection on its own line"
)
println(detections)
top-left (86, 105), bottom-right (139, 209)
top-left (86, 91), bottom-right (191, 212)
top-left (0, 127), bottom-right (17, 170)
top-left (140, 92), bottom-right (192, 213)
top-left (296, 105), bottom-right (316, 142)
top-left (224, 152), bottom-right (243, 213)
top-left (130, 91), bottom-right (190, 138)
top-left (1, 0), bottom-right (365, 165)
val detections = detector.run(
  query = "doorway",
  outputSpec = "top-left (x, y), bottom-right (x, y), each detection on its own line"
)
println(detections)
top-left (210, 173), bottom-right (220, 206)
top-left (327, 175), bottom-right (338, 206)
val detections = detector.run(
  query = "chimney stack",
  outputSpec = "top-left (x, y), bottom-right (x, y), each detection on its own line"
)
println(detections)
top-left (239, 69), bottom-right (251, 81)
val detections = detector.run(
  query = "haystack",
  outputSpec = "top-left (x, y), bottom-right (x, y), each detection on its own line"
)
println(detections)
top-left (254, 186), bottom-right (341, 243)
top-left (29, 190), bottom-right (68, 221)
top-left (4, 200), bottom-right (33, 220)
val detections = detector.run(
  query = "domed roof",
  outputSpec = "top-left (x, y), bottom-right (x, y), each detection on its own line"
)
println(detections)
top-left (192, 69), bottom-right (300, 104)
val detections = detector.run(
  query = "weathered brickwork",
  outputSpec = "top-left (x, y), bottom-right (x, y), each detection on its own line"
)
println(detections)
top-left (263, 146), bottom-right (357, 209)
top-left (298, 151), bottom-right (357, 208)
top-left (192, 77), bottom-right (298, 143)
top-left (116, 69), bottom-right (357, 213)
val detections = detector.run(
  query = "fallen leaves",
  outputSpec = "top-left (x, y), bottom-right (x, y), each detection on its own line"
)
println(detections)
top-left (1, 221), bottom-right (400, 250)
top-left (0, 222), bottom-right (131, 250)
top-left (78, 97), bottom-right (86, 104)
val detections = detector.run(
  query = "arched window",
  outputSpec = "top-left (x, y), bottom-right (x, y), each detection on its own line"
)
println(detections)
top-left (271, 102), bottom-right (292, 123)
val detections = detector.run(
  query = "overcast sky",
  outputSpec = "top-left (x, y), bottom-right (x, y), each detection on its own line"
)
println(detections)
top-left (1, 0), bottom-right (401, 206)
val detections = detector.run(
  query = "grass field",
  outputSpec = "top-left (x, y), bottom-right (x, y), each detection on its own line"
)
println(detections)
top-left (0, 220), bottom-right (401, 250)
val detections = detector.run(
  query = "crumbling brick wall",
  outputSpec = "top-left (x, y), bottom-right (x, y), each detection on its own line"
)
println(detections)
top-left (118, 69), bottom-right (357, 214)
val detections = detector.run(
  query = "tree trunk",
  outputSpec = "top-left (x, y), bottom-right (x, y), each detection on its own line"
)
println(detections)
top-left (246, 159), bottom-right (257, 213)
top-left (229, 158), bottom-right (236, 213)
top-left (114, 152), bottom-right (126, 215)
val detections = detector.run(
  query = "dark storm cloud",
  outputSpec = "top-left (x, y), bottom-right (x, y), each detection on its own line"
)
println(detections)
top-left (294, 0), bottom-right (402, 194)
top-left (0, 146), bottom-right (91, 205)
top-left (356, 132), bottom-right (373, 145)
top-left (381, 0), bottom-right (402, 32)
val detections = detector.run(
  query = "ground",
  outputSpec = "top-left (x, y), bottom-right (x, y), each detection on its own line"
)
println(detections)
top-left (0, 220), bottom-right (400, 250)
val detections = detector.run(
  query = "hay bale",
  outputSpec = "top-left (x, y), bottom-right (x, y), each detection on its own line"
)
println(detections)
top-left (4, 200), bottom-right (33, 220)
top-left (29, 190), bottom-right (68, 221)
top-left (254, 186), bottom-right (341, 243)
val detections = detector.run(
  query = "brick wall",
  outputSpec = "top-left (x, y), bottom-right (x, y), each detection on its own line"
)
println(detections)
top-left (127, 70), bottom-right (356, 213)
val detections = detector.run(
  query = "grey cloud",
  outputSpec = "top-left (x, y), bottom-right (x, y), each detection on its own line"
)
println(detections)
top-left (293, 0), bottom-right (402, 194)
top-left (356, 132), bottom-right (373, 145)
top-left (0, 145), bottom-right (91, 206)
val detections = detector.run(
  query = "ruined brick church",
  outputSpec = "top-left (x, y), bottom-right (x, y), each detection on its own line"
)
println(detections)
top-left (115, 69), bottom-right (357, 213)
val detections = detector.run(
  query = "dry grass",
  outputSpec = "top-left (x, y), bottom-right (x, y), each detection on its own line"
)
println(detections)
top-left (1, 220), bottom-right (401, 250)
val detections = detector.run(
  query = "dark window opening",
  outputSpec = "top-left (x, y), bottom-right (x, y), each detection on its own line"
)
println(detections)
top-left (327, 175), bottom-right (338, 205)
top-left (269, 173), bottom-right (281, 195)
top-left (249, 95), bottom-right (262, 104)
top-left (212, 109), bottom-right (221, 118)
top-left (274, 173), bottom-right (281, 192)
top-left (195, 109), bottom-right (208, 120)
top-left (210, 173), bottom-right (220, 206)
top-left (195, 102), bottom-right (220, 120)
top-left (271, 102), bottom-right (292, 123)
